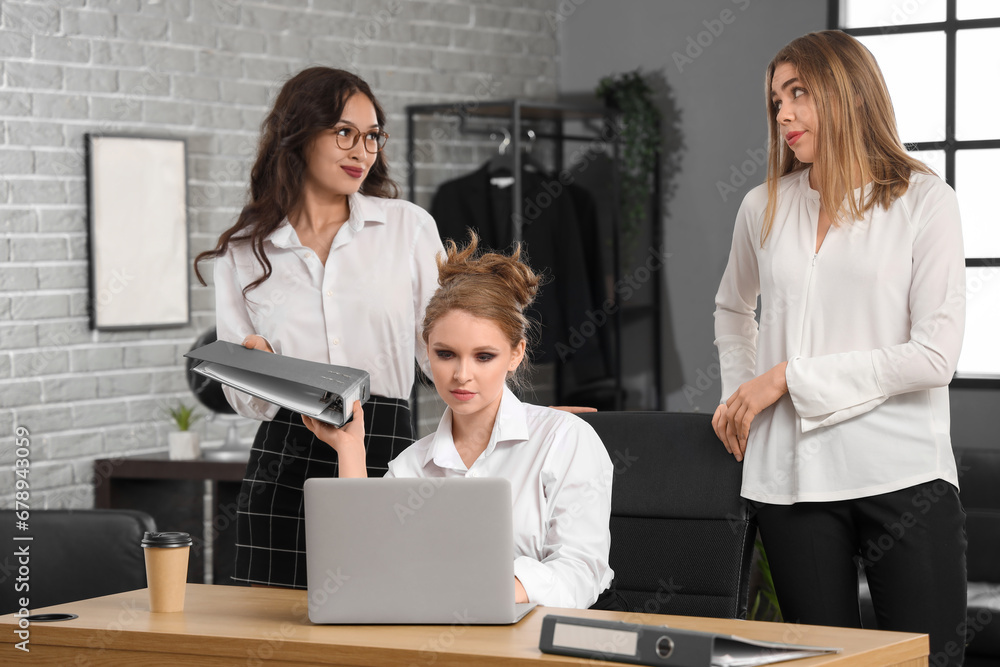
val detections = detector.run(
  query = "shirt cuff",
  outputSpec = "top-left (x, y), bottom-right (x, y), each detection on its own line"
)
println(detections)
top-left (796, 396), bottom-right (889, 433)
top-left (513, 556), bottom-right (556, 606)
top-left (259, 335), bottom-right (278, 354)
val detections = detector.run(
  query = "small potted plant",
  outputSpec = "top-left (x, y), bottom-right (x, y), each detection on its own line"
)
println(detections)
top-left (167, 402), bottom-right (202, 460)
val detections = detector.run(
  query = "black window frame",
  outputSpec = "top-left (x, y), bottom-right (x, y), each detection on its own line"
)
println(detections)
top-left (829, 0), bottom-right (1000, 388)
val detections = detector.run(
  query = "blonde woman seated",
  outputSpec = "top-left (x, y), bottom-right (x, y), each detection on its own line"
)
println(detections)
top-left (304, 233), bottom-right (614, 609)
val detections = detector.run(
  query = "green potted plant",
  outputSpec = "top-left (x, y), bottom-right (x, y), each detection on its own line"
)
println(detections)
top-left (749, 538), bottom-right (783, 622)
top-left (596, 69), bottom-right (684, 268)
top-left (596, 69), bottom-right (662, 258)
top-left (167, 402), bottom-right (202, 460)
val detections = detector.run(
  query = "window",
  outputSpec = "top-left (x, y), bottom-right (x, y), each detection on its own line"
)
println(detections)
top-left (832, 0), bottom-right (1000, 382)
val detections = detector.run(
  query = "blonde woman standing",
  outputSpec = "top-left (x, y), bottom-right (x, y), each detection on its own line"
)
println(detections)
top-left (713, 31), bottom-right (966, 666)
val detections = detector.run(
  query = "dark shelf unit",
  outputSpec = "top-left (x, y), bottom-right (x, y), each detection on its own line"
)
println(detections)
top-left (404, 99), bottom-right (663, 413)
top-left (94, 455), bottom-right (247, 587)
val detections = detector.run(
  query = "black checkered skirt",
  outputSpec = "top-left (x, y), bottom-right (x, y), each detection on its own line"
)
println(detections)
top-left (232, 396), bottom-right (412, 588)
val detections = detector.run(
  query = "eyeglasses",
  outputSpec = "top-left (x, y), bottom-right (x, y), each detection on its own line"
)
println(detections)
top-left (332, 126), bottom-right (389, 153)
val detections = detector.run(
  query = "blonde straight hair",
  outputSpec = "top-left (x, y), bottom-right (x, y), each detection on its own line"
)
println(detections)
top-left (761, 30), bottom-right (931, 247)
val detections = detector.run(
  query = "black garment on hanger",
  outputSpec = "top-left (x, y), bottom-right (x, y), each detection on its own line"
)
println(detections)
top-left (431, 164), bottom-right (606, 384)
top-left (566, 183), bottom-right (612, 372)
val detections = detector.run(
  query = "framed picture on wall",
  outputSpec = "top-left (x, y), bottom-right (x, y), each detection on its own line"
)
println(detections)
top-left (85, 133), bottom-right (190, 330)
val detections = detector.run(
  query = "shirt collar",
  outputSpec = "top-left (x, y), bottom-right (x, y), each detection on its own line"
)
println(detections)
top-left (264, 193), bottom-right (388, 249)
top-left (424, 385), bottom-right (530, 471)
top-left (265, 219), bottom-right (296, 248)
top-left (346, 191), bottom-right (387, 230)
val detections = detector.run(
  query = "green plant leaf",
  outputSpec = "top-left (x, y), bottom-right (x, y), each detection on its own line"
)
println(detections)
top-left (595, 69), bottom-right (664, 261)
top-left (167, 402), bottom-right (200, 432)
top-left (750, 538), bottom-right (783, 622)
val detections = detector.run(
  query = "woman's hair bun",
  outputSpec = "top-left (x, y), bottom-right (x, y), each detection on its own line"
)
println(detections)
top-left (421, 229), bottom-right (542, 387)
top-left (436, 229), bottom-right (540, 312)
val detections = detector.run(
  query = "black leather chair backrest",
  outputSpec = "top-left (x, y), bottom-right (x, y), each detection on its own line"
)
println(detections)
top-left (580, 411), bottom-right (755, 619)
top-left (0, 509), bottom-right (156, 615)
top-left (955, 447), bottom-right (1000, 585)
top-left (953, 447), bottom-right (1000, 663)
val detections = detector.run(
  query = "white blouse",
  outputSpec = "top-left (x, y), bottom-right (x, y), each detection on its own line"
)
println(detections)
top-left (386, 386), bottom-right (615, 609)
top-left (715, 169), bottom-right (965, 504)
top-left (214, 192), bottom-right (444, 420)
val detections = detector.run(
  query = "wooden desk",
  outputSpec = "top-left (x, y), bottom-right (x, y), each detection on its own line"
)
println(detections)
top-left (0, 584), bottom-right (927, 666)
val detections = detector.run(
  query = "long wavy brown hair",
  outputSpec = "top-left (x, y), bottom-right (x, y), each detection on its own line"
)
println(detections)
top-left (194, 67), bottom-right (399, 292)
top-left (761, 30), bottom-right (930, 247)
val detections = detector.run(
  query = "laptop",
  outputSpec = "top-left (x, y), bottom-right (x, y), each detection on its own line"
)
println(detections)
top-left (303, 477), bottom-right (538, 624)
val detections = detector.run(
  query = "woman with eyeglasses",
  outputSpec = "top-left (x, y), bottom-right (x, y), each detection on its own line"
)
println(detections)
top-left (195, 67), bottom-right (444, 589)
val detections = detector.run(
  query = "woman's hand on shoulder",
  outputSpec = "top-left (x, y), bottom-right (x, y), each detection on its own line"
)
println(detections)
top-left (242, 334), bottom-right (274, 353)
top-left (301, 401), bottom-right (368, 477)
top-left (548, 406), bottom-right (597, 414)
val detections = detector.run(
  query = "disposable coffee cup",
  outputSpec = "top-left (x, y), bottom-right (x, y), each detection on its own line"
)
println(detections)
top-left (141, 531), bottom-right (193, 612)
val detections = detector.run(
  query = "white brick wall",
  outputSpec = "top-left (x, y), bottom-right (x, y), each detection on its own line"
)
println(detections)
top-left (0, 0), bottom-right (561, 508)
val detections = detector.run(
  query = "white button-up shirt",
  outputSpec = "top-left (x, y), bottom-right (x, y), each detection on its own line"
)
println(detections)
top-left (715, 169), bottom-right (965, 504)
top-left (386, 386), bottom-right (614, 609)
top-left (214, 192), bottom-right (444, 420)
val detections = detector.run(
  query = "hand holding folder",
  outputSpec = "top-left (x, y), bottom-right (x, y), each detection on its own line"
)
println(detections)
top-left (185, 340), bottom-right (371, 427)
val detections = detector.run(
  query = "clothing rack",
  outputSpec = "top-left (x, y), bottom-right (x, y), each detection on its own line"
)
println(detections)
top-left (404, 99), bottom-right (663, 424)
top-left (406, 99), bottom-right (616, 244)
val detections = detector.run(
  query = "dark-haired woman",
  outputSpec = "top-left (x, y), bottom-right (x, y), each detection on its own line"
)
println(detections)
top-left (195, 67), bottom-right (443, 589)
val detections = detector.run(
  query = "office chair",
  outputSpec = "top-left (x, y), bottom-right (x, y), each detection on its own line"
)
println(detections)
top-left (954, 447), bottom-right (1000, 667)
top-left (0, 509), bottom-right (156, 615)
top-left (581, 411), bottom-right (755, 619)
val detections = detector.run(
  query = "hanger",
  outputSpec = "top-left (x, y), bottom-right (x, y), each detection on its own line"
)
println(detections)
top-left (522, 129), bottom-right (542, 174)
top-left (488, 127), bottom-right (514, 175)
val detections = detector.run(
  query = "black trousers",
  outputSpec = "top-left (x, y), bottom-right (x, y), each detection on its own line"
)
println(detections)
top-left (755, 479), bottom-right (967, 667)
